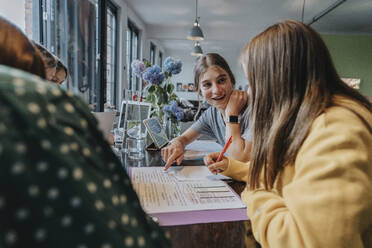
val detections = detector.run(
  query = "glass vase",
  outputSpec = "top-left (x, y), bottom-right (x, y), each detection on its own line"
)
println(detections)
top-left (166, 118), bottom-right (181, 140)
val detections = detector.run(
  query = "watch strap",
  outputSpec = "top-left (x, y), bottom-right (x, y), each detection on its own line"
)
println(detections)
top-left (226, 115), bottom-right (239, 123)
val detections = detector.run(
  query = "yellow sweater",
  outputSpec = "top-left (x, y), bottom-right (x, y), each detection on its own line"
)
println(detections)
top-left (222, 97), bottom-right (372, 248)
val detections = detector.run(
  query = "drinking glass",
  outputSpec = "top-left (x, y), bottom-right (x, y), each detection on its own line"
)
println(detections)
top-left (126, 137), bottom-right (145, 160)
top-left (113, 128), bottom-right (124, 149)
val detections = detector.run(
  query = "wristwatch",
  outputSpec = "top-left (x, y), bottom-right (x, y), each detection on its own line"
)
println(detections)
top-left (226, 115), bottom-right (239, 124)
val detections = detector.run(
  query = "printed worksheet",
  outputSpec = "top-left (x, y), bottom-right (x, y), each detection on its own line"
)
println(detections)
top-left (131, 167), bottom-right (245, 214)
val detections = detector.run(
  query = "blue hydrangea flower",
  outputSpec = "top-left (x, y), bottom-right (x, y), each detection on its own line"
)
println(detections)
top-left (170, 100), bottom-right (178, 113)
top-left (163, 105), bottom-right (171, 114)
top-left (164, 57), bottom-right (182, 75)
top-left (131, 60), bottom-right (145, 77)
top-left (175, 111), bottom-right (184, 121)
top-left (163, 101), bottom-right (184, 121)
top-left (142, 65), bottom-right (165, 85)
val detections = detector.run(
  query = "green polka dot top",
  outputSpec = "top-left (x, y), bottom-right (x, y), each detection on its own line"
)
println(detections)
top-left (0, 65), bottom-right (170, 248)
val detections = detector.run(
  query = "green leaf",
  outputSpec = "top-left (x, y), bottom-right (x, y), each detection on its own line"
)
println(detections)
top-left (146, 94), bottom-right (153, 103)
top-left (169, 95), bottom-right (176, 101)
top-left (158, 94), bottom-right (164, 105)
top-left (155, 86), bottom-right (160, 94)
top-left (164, 92), bottom-right (168, 103)
top-left (148, 85), bottom-right (155, 93)
top-left (144, 59), bottom-right (152, 68)
top-left (150, 109), bottom-right (158, 117)
top-left (167, 84), bottom-right (174, 94)
top-left (164, 71), bottom-right (169, 79)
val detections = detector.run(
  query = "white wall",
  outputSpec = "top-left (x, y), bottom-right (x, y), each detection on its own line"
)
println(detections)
top-left (0, 0), bottom-right (26, 31)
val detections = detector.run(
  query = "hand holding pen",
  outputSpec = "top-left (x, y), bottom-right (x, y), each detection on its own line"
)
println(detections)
top-left (203, 136), bottom-right (232, 175)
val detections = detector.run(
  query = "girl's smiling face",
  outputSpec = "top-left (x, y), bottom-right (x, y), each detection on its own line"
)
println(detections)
top-left (199, 65), bottom-right (234, 110)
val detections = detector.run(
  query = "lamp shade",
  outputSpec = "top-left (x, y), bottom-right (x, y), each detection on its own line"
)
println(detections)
top-left (191, 42), bottom-right (203, 56)
top-left (187, 21), bottom-right (204, 40)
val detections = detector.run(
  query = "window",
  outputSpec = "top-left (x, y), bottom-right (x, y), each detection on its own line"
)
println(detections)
top-left (24, 0), bottom-right (120, 111)
top-left (150, 42), bottom-right (156, 65)
top-left (159, 51), bottom-right (163, 69)
top-left (105, 2), bottom-right (118, 109)
top-left (126, 20), bottom-right (140, 90)
top-left (34, 0), bottom-right (99, 109)
top-left (24, 0), bottom-right (41, 41)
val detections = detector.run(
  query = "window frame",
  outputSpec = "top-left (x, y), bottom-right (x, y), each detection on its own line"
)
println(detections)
top-left (36, 0), bottom-right (101, 110)
top-left (105, 0), bottom-right (118, 109)
top-left (150, 42), bottom-right (156, 66)
top-left (159, 51), bottom-right (163, 69)
top-left (126, 19), bottom-right (140, 90)
top-left (35, 0), bottom-right (121, 112)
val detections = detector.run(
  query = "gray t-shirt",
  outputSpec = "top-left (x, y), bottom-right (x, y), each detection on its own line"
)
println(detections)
top-left (190, 105), bottom-right (252, 146)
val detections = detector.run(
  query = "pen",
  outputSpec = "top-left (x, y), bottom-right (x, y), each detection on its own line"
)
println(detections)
top-left (216, 136), bottom-right (232, 162)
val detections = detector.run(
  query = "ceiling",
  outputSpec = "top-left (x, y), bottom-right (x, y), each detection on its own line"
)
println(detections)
top-left (125, 0), bottom-right (372, 55)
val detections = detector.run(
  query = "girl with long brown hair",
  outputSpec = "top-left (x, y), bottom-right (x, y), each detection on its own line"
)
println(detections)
top-left (205, 20), bottom-right (372, 247)
top-left (162, 53), bottom-right (252, 170)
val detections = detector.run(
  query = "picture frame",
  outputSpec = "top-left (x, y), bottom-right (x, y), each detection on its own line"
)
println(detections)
top-left (176, 82), bottom-right (183, 92)
top-left (143, 117), bottom-right (169, 149)
top-left (188, 83), bottom-right (195, 92)
top-left (118, 100), bottom-right (152, 139)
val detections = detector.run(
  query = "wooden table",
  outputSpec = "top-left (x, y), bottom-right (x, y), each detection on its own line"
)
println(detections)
top-left (119, 150), bottom-right (257, 248)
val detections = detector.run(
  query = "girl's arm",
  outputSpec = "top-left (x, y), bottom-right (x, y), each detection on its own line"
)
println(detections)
top-left (162, 128), bottom-right (200, 170)
top-left (225, 90), bottom-right (252, 162)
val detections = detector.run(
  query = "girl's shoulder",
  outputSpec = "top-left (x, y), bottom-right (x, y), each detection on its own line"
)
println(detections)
top-left (309, 95), bottom-right (372, 137)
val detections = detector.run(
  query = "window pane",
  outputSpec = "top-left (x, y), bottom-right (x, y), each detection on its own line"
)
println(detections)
top-left (126, 29), bottom-right (131, 90)
top-left (150, 43), bottom-right (156, 66)
top-left (159, 52), bottom-right (163, 69)
top-left (105, 5), bottom-right (117, 109)
top-left (132, 32), bottom-right (138, 89)
top-left (127, 20), bottom-right (139, 91)
top-left (40, 0), bottom-right (98, 109)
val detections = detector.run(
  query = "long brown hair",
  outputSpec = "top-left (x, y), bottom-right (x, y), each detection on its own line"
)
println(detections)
top-left (241, 20), bottom-right (371, 190)
top-left (0, 17), bottom-right (46, 78)
top-left (32, 41), bottom-right (58, 69)
top-left (194, 53), bottom-right (236, 94)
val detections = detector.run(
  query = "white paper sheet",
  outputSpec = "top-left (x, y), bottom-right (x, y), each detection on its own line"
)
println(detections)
top-left (131, 167), bottom-right (245, 214)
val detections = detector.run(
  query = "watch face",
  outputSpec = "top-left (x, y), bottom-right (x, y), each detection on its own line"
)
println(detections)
top-left (229, 116), bottom-right (239, 123)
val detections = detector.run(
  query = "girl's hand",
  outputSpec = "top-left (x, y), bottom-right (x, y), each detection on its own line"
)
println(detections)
top-left (162, 139), bottom-right (185, 170)
top-left (225, 90), bottom-right (248, 117)
top-left (203, 152), bottom-right (229, 174)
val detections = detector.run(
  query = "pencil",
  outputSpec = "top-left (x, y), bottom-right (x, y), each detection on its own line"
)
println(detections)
top-left (216, 136), bottom-right (232, 162)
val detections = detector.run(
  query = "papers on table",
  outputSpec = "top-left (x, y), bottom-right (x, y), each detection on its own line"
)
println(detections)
top-left (184, 140), bottom-right (223, 160)
top-left (131, 167), bottom-right (245, 214)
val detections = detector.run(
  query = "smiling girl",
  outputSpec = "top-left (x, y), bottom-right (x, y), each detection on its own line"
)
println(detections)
top-left (162, 53), bottom-right (252, 170)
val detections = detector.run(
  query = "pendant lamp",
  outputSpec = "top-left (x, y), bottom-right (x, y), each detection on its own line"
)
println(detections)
top-left (187, 0), bottom-right (204, 40)
top-left (191, 42), bottom-right (203, 56)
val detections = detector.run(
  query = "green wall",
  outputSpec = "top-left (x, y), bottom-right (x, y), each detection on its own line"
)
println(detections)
top-left (321, 34), bottom-right (372, 96)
